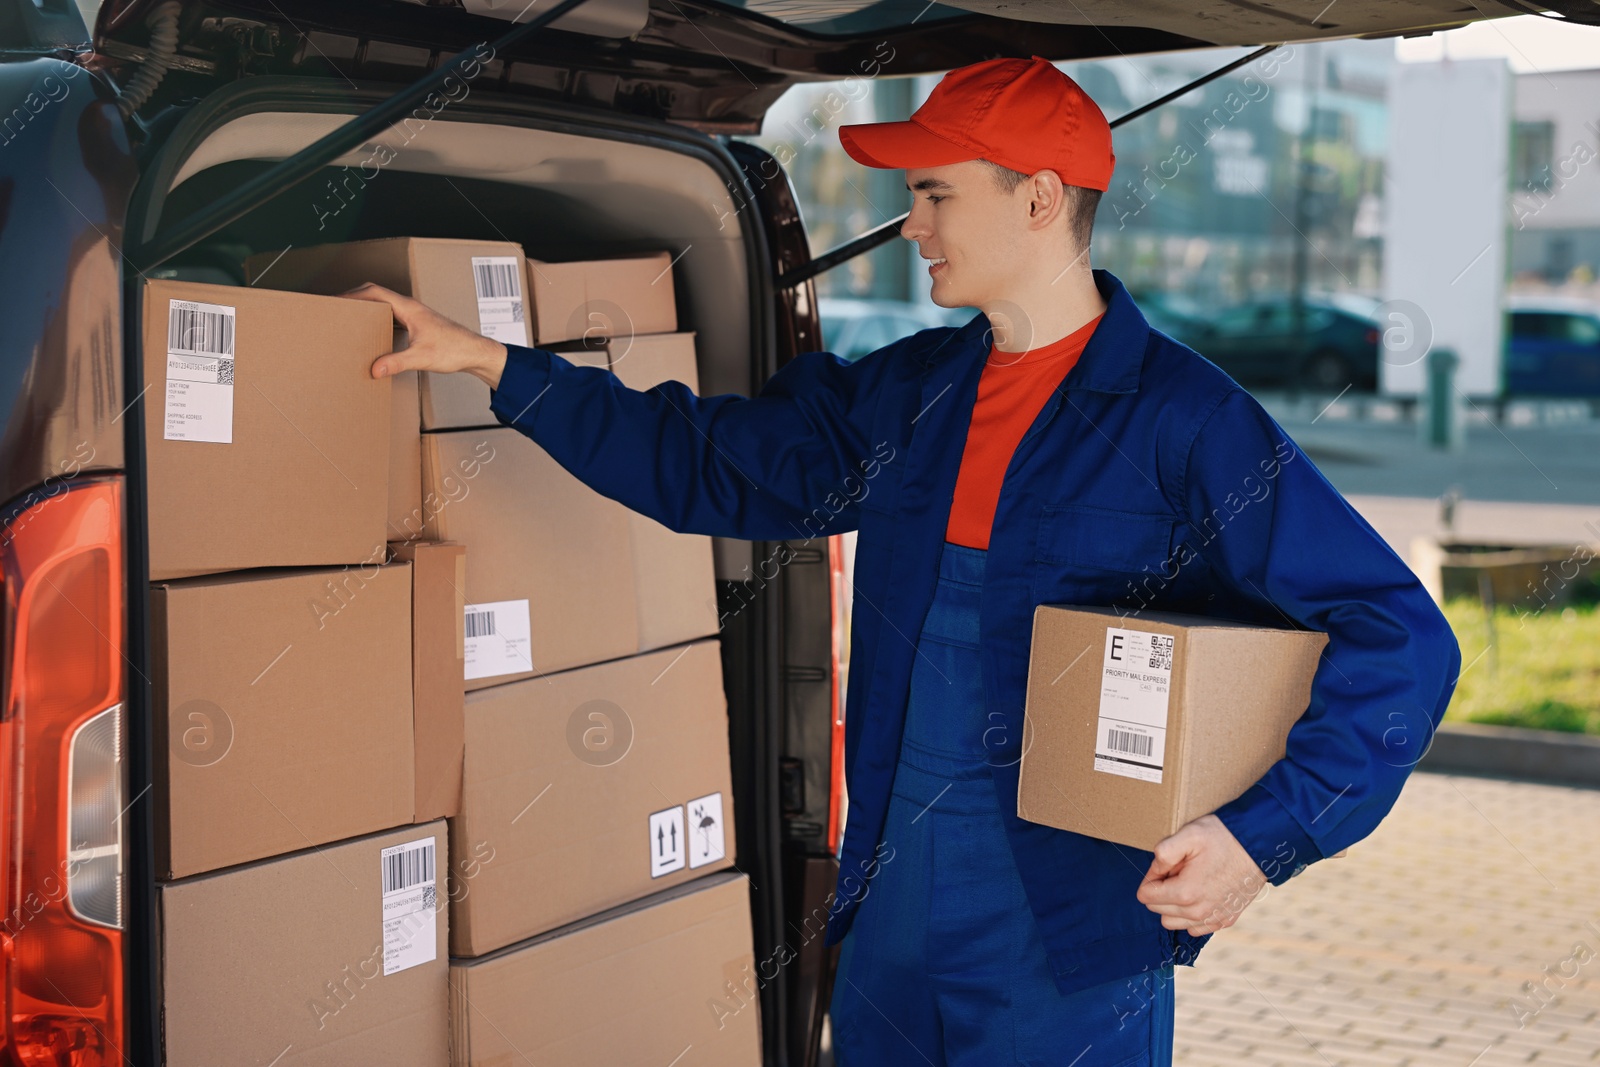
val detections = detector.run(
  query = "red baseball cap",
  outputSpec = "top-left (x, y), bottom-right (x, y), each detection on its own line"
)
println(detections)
top-left (837, 56), bottom-right (1116, 192)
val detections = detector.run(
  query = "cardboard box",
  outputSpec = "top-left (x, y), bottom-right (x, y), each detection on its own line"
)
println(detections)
top-left (420, 426), bottom-right (638, 688)
top-left (449, 871), bottom-right (760, 1067)
top-left (388, 369), bottom-right (426, 541)
top-left (152, 563), bottom-right (415, 878)
top-left (606, 332), bottom-right (721, 652)
top-left (525, 251), bottom-right (677, 344)
top-left (162, 821), bottom-right (449, 1067)
top-left (142, 279), bottom-right (392, 580)
top-left (389, 540), bottom-right (468, 822)
top-left (1018, 605), bottom-right (1328, 852)
top-left (448, 639), bottom-right (735, 955)
top-left (243, 235), bottom-right (533, 440)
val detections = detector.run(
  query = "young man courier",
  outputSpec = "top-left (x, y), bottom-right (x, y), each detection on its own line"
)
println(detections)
top-left (351, 56), bottom-right (1461, 1067)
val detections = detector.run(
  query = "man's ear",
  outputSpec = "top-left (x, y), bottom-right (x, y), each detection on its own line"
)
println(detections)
top-left (1027, 170), bottom-right (1065, 225)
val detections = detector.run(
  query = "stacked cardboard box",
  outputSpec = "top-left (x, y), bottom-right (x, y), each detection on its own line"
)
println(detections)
top-left (143, 280), bottom-right (392, 579)
top-left (524, 251), bottom-right (677, 344)
top-left (169, 245), bottom-right (756, 1060)
top-left (162, 821), bottom-right (449, 1066)
top-left (427, 253), bottom-right (749, 1052)
top-left (418, 255), bottom-right (718, 685)
top-left (448, 639), bottom-right (736, 955)
top-left (450, 872), bottom-right (761, 1067)
top-left (143, 278), bottom-right (457, 1065)
top-left (243, 237), bottom-right (536, 539)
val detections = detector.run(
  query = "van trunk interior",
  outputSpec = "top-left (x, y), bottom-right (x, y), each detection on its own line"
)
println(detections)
top-left (131, 100), bottom-right (832, 1065)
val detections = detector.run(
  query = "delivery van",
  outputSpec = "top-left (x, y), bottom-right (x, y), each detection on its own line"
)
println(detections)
top-left (0, 0), bottom-right (1544, 1062)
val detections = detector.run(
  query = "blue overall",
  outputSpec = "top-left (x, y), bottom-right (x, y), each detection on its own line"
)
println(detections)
top-left (827, 539), bottom-right (1175, 1067)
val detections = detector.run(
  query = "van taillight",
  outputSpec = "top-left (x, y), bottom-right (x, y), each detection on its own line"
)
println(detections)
top-left (1, 478), bottom-right (126, 1066)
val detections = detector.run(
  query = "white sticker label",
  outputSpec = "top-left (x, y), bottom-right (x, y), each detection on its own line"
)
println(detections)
top-left (472, 256), bottom-right (527, 345)
top-left (379, 837), bottom-right (437, 976)
top-left (687, 792), bottom-right (726, 869)
top-left (649, 806), bottom-right (685, 878)
top-left (1093, 627), bottom-right (1174, 784)
top-left (462, 600), bottom-right (533, 680)
top-left (163, 299), bottom-right (236, 443)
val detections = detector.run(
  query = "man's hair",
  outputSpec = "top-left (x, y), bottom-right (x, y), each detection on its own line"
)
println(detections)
top-left (979, 158), bottom-right (1102, 258)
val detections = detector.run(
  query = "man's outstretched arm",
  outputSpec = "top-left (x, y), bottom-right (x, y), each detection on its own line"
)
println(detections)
top-left (350, 283), bottom-right (898, 542)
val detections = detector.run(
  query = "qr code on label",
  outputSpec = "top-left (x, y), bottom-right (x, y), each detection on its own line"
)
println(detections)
top-left (217, 359), bottom-right (235, 386)
top-left (1148, 635), bottom-right (1174, 671)
top-left (421, 885), bottom-right (436, 910)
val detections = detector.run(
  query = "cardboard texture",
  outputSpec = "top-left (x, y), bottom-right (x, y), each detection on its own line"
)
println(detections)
top-left (449, 872), bottom-right (760, 1067)
top-left (448, 639), bottom-right (735, 956)
top-left (1018, 605), bottom-right (1329, 852)
top-left (606, 332), bottom-right (721, 652)
top-left (419, 426), bottom-right (638, 688)
top-left (152, 563), bottom-right (415, 879)
top-left (388, 368), bottom-right (425, 541)
top-left (142, 279), bottom-right (392, 581)
top-left (161, 821), bottom-right (449, 1067)
top-left (243, 235), bottom-right (533, 438)
top-left (390, 540), bottom-right (468, 822)
top-left (525, 251), bottom-right (677, 344)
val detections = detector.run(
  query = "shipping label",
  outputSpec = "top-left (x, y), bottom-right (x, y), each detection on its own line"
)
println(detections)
top-left (462, 599), bottom-right (533, 680)
top-left (163, 299), bottom-right (236, 443)
top-left (1093, 627), bottom-right (1174, 784)
top-left (471, 256), bottom-right (527, 345)
top-left (380, 836), bottom-right (437, 976)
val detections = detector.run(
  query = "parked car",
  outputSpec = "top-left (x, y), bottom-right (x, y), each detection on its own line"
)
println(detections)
top-left (1506, 296), bottom-right (1600, 396)
top-left (0, 0), bottom-right (1529, 1061)
top-left (1183, 296), bottom-right (1381, 392)
top-left (818, 297), bottom-right (965, 361)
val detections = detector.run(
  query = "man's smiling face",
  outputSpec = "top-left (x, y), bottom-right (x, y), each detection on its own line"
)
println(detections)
top-left (901, 159), bottom-right (1026, 311)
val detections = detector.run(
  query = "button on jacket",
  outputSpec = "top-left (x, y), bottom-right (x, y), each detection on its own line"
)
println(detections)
top-left (487, 267), bottom-right (1463, 998)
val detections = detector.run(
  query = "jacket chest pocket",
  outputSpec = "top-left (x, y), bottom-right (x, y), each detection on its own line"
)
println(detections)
top-left (1032, 504), bottom-right (1179, 605)
top-left (855, 445), bottom-right (906, 519)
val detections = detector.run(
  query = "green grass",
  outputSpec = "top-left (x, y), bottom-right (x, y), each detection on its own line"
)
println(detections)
top-left (1440, 594), bottom-right (1600, 736)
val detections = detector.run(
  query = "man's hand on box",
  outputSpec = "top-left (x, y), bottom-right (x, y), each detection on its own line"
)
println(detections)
top-left (343, 283), bottom-right (509, 391)
top-left (1135, 814), bottom-right (1267, 937)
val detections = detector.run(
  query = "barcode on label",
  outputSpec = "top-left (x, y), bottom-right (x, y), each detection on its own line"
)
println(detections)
top-left (1106, 729), bottom-right (1154, 757)
top-left (382, 840), bottom-right (435, 895)
top-left (465, 610), bottom-right (496, 638)
top-left (168, 304), bottom-right (235, 357)
top-left (473, 260), bottom-right (521, 300)
top-left (1147, 635), bottom-right (1174, 671)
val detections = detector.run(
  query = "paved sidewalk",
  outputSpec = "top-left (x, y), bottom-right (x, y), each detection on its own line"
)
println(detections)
top-left (1256, 390), bottom-right (1600, 508)
top-left (1175, 770), bottom-right (1600, 1066)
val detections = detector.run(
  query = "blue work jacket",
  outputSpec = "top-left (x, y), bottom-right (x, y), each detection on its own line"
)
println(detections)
top-left (487, 267), bottom-right (1463, 998)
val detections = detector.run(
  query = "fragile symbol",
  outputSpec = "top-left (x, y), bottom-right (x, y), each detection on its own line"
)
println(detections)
top-left (687, 792), bottom-right (726, 869)
top-left (693, 804), bottom-right (716, 855)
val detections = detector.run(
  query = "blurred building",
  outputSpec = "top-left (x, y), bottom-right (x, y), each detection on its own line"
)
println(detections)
top-left (1509, 67), bottom-right (1600, 288)
top-left (741, 39), bottom-right (1394, 310)
top-left (1061, 39), bottom-right (1392, 309)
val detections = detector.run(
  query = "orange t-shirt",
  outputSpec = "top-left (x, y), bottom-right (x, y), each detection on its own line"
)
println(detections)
top-left (944, 313), bottom-right (1104, 550)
